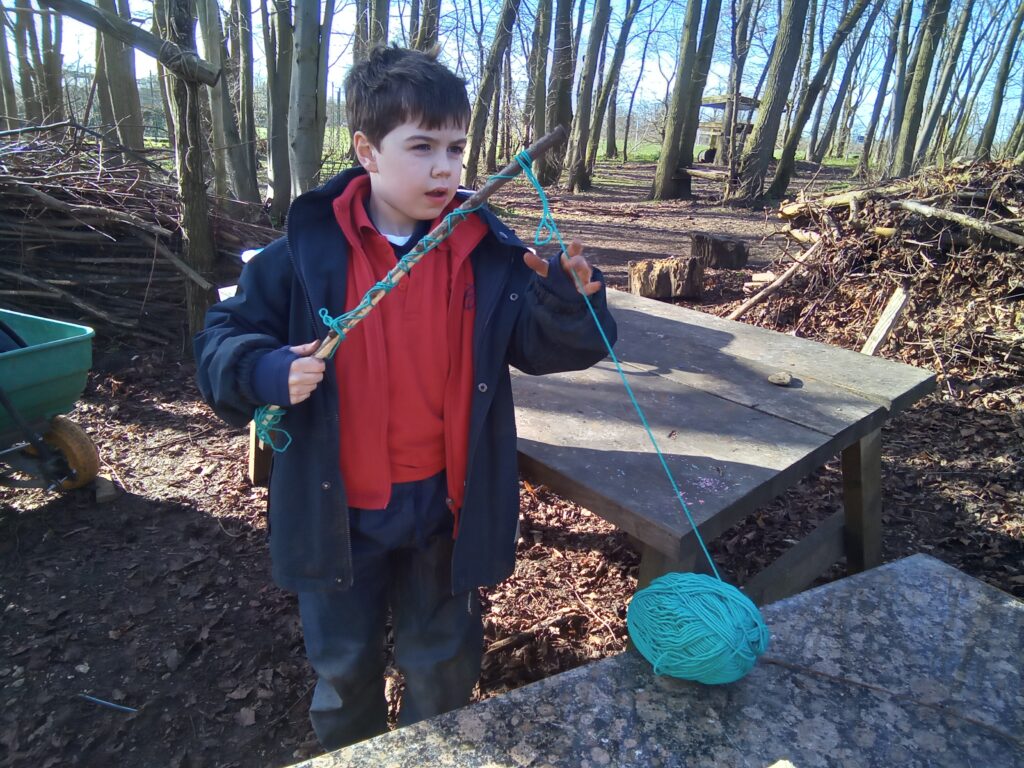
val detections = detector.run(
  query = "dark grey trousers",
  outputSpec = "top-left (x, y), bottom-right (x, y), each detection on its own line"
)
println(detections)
top-left (297, 472), bottom-right (483, 751)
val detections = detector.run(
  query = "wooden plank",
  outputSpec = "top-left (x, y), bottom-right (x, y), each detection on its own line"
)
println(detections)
top-left (609, 328), bottom-right (886, 440)
top-left (248, 421), bottom-right (271, 487)
top-left (606, 290), bottom-right (935, 415)
top-left (514, 363), bottom-right (874, 560)
top-left (741, 510), bottom-right (846, 605)
top-left (861, 285), bottom-right (910, 356)
top-left (842, 428), bottom-right (882, 573)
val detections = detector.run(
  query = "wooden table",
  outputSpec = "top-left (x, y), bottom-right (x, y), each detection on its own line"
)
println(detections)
top-left (512, 289), bottom-right (935, 603)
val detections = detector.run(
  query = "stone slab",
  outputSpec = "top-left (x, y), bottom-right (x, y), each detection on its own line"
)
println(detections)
top-left (292, 555), bottom-right (1023, 768)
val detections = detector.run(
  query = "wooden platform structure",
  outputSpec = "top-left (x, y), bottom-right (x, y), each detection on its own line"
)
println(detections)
top-left (511, 289), bottom-right (934, 603)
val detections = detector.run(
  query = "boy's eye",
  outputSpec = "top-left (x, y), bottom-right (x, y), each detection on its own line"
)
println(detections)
top-left (449, 146), bottom-right (465, 156)
top-left (412, 143), bottom-right (431, 152)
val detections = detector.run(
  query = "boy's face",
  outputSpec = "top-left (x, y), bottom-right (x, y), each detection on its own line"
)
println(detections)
top-left (353, 119), bottom-right (467, 236)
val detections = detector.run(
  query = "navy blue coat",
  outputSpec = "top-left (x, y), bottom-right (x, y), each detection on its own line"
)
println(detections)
top-left (194, 167), bottom-right (617, 594)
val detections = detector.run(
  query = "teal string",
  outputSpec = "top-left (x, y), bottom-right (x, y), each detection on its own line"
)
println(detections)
top-left (508, 150), bottom-right (769, 683)
top-left (509, 151), bottom-right (721, 580)
top-left (253, 404), bottom-right (292, 453)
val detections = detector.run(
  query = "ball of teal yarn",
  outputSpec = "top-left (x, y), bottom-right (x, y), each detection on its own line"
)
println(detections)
top-left (627, 572), bottom-right (770, 684)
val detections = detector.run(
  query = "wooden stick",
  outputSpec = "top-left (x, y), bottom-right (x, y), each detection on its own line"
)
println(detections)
top-left (726, 241), bottom-right (822, 322)
top-left (256, 125), bottom-right (569, 431)
top-left (778, 183), bottom-right (914, 219)
top-left (896, 199), bottom-right (1024, 248)
top-left (136, 232), bottom-right (214, 291)
top-left (860, 285), bottom-right (910, 356)
top-left (0, 266), bottom-right (137, 328)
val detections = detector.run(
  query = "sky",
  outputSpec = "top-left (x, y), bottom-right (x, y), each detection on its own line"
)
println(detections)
top-left (28, 0), bottom-right (1024, 144)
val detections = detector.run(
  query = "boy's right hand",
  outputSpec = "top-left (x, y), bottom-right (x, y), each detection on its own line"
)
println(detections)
top-left (288, 341), bottom-right (325, 405)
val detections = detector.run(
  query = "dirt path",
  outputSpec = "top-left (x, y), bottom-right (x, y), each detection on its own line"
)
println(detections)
top-left (2, 160), bottom-right (1019, 768)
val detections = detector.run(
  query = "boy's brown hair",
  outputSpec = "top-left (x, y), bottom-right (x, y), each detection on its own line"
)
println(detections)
top-left (344, 45), bottom-right (471, 147)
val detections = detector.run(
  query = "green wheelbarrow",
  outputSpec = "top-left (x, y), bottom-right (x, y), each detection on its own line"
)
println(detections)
top-left (0, 308), bottom-right (99, 491)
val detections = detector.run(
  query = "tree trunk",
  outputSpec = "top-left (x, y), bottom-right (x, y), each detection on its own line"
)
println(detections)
top-left (651, 0), bottom-right (705, 199)
top-left (289, 0), bottom-right (334, 195)
top-left (13, 0), bottom-right (42, 123)
top-left (912, 0), bottom-right (972, 164)
top-left (93, 32), bottom-right (117, 137)
top-left (720, 0), bottom-right (754, 168)
top-left (530, 0), bottom-right (551, 149)
top-left (766, 0), bottom-right (876, 199)
top-left (236, 0), bottom-right (256, 185)
top-left (413, 0), bottom-right (439, 50)
top-left (886, 0), bottom-right (913, 160)
top-left (891, 0), bottom-right (952, 175)
top-left (0, 2), bottom-right (20, 128)
top-left (261, 0), bottom-right (291, 220)
top-left (370, 0), bottom-right (389, 45)
top-left (726, 0), bottom-right (810, 202)
top-left (485, 55), bottom-right (501, 173)
top-left (354, 0), bottom-right (368, 61)
top-left (565, 0), bottom-right (611, 192)
top-left (785, 0), bottom-right (816, 149)
top-left (809, 0), bottom-right (881, 163)
top-left (39, 7), bottom-right (63, 121)
top-left (199, 0), bottom-right (259, 202)
top-left (623, 2), bottom-right (663, 164)
top-left (536, 0), bottom-right (573, 184)
top-left (855, 0), bottom-right (903, 177)
top-left (501, 43), bottom-right (512, 163)
top-left (584, 0), bottom-right (640, 175)
top-left (314, 0), bottom-right (335, 169)
top-left (523, 0), bottom-right (542, 144)
top-left (152, 0), bottom-right (176, 151)
top-left (572, 0), bottom-right (586, 70)
top-left (978, 0), bottom-right (1024, 159)
top-left (93, 0), bottom-right (145, 150)
top-left (463, 0), bottom-right (522, 187)
top-left (674, 0), bottom-right (722, 193)
top-left (166, 0), bottom-right (217, 341)
top-left (604, 81), bottom-right (617, 158)
top-left (408, 0), bottom-right (419, 44)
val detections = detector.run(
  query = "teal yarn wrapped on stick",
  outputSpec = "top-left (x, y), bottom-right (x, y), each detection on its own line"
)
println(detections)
top-left (627, 572), bottom-right (770, 685)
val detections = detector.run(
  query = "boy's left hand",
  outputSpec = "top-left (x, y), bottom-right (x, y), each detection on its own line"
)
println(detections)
top-left (523, 239), bottom-right (603, 296)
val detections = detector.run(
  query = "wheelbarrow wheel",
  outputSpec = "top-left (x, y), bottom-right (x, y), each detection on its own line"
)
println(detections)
top-left (34, 416), bottom-right (100, 490)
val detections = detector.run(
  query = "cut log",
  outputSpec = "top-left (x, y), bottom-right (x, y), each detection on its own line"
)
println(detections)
top-left (628, 257), bottom-right (704, 300)
top-left (691, 231), bottom-right (749, 269)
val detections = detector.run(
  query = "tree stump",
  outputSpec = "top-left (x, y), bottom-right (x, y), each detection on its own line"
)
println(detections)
top-left (691, 231), bottom-right (749, 269)
top-left (628, 257), bottom-right (703, 300)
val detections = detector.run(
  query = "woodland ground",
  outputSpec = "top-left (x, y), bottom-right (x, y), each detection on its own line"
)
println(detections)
top-left (1, 160), bottom-right (1020, 768)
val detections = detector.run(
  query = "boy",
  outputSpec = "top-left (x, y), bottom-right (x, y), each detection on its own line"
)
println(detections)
top-left (194, 45), bottom-right (616, 751)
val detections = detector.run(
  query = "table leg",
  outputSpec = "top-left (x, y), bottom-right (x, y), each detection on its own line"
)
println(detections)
top-left (248, 421), bottom-right (272, 487)
top-left (636, 543), bottom-right (715, 590)
top-left (842, 427), bottom-right (882, 574)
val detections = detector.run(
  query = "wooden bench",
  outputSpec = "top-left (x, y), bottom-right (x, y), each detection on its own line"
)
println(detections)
top-left (511, 289), bottom-right (934, 603)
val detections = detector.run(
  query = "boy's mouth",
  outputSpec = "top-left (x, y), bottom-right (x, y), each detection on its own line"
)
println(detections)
top-left (426, 188), bottom-right (448, 200)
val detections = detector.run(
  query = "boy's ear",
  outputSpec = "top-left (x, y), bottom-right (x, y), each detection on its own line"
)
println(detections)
top-left (352, 131), bottom-right (379, 173)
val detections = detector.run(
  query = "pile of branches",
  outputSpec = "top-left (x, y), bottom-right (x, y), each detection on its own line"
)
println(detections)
top-left (0, 132), bottom-right (279, 345)
top-left (735, 160), bottom-right (1023, 398)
